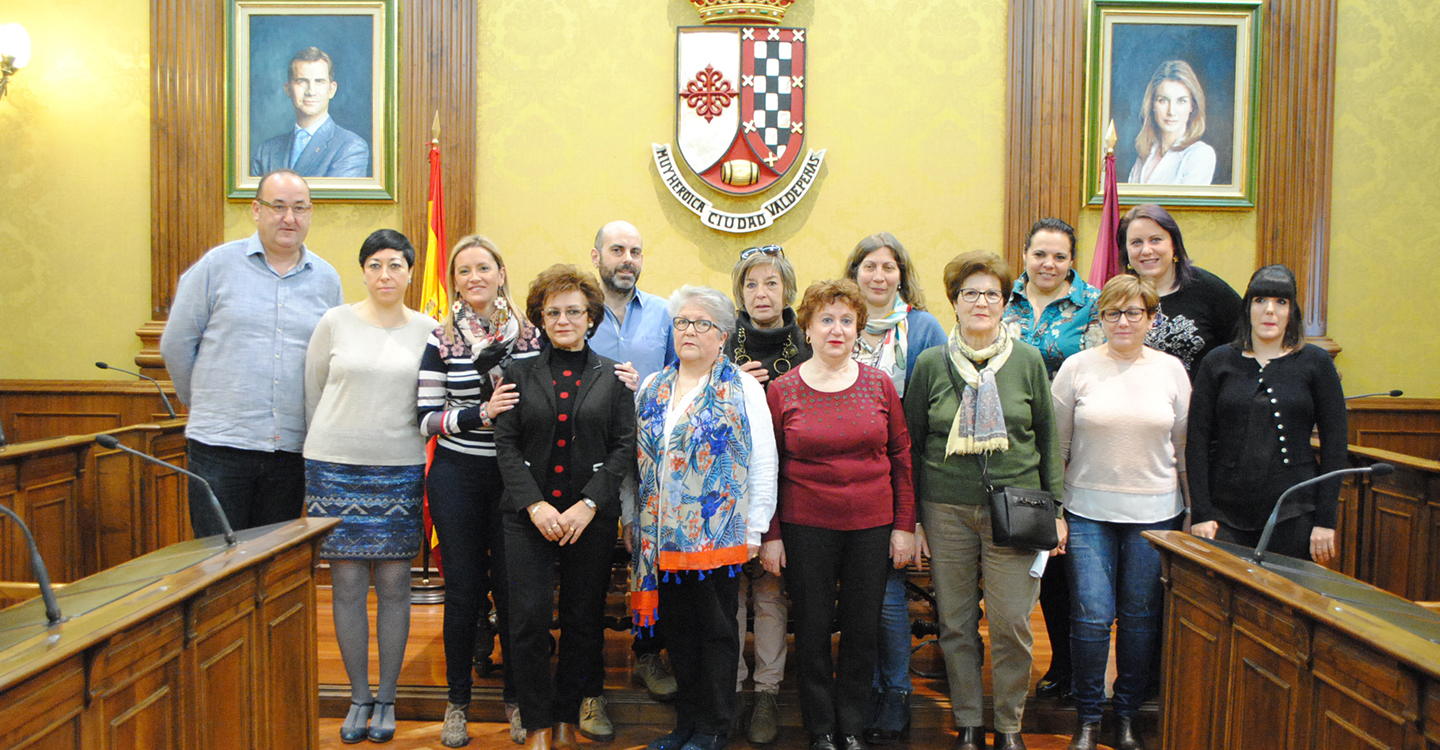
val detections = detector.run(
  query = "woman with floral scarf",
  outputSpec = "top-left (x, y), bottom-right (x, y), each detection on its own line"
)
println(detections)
top-left (841, 232), bottom-right (946, 744)
top-left (630, 286), bottom-right (777, 750)
top-left (417, 235), bottom-right (542, 748)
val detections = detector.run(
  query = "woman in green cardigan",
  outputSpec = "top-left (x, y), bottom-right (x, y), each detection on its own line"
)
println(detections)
top-left (903, 251), bottom-right (1065, 750)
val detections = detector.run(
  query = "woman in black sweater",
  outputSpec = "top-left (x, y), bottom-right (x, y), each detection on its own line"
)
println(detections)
top-left (1116, 204), bottom-right (1242, 375)
top-left (1186, 265), bottom-right (1347, 562)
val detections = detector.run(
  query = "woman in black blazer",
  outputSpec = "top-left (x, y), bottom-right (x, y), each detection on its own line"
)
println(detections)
top-left (496, 265), bottom-right (637, 750)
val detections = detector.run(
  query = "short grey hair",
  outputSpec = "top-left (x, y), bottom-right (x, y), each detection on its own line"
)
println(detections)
top-left (668, 285), bottom-right (736, 336)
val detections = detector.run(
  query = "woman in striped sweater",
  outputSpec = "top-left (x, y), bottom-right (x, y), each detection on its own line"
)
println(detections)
top-left (417, 235), bottom-right (543, 748)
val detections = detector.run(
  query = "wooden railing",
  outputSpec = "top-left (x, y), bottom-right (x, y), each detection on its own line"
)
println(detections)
top-left (0, 379), bottom-right (183, 445)
top-left (0, 419), bottom-right (190, 601)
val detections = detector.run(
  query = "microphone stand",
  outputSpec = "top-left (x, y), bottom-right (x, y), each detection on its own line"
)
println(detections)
top-left (1345, 389), bottom-right (1403, 400)
top-left (95, 361), bottom-right (178, 419)
top-left (0, 503), bottom-right (64, 625)
top-left (94, 435), bottom-right (236, 546)
top-left (1252, 463), bottom-right (1394, 564)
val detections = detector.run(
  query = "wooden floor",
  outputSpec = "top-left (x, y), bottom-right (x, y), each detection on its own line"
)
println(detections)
top-left (315, 576), bottom-right (1135, 748)
top-left (315, 719), bottom-right (1080, 750)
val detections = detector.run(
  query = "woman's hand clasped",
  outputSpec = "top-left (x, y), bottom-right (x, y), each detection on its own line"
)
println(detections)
top-left (1052, 517), bottom-right (1068, 556)
top-left (1310, 526), bottom-right (1337, 565)
top-left (737, 360), bottom-right (770, 385)
top-left (487, 381), bottom-right (520, 419)
top-left (890, 530), bottom-right (915, 569)
top-left (760, 539), bottom-right (785, 576)
top-left (529, 500), bottom-right (594, 545)
top-left (1189, 520), bottom-right (1218, 539)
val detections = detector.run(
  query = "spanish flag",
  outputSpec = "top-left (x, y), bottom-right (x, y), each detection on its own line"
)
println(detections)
top-left (421, 127), bottom-right (447, 573)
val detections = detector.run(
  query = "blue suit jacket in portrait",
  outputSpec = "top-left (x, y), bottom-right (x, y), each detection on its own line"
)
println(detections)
top-left (251, 117), bottom-right (371, 178)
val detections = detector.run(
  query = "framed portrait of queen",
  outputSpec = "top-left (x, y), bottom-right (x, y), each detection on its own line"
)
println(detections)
top-left (1085, 0), bottom-right (1261, 207)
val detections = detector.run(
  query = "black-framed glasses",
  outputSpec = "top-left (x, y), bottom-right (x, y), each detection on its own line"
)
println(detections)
top-left (1099, 307), bottom-right (1149, 323)
top-left (542, 307), bottom-right (588, 321)
top-left (957, 288), bottom-right (1004, 305)
top-left (739, 245), bottom-right (783, 260)
top-left (672, 317), bottom-right (717, 333)
top-left (255, 198), bottom-right (313, 217)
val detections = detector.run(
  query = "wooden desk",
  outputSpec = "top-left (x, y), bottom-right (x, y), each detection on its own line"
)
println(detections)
top-left (1148, 530), bottom-right (1440, 750)
top-left (0, 518), bottom-right (337, 750)
top-left (1329, 444), bottom-right (1440, 599)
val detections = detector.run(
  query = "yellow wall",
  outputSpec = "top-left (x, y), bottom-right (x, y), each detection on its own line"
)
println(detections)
top-left (476, 0), bottom-right (1009, 313)
top-left (0, 0), bottom-right (151, 380)
top-left (2, 0), bottom-right (1435, 396)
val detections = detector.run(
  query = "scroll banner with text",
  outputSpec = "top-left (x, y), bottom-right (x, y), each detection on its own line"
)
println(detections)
top-left (653, 143), bottom-right (825, 233)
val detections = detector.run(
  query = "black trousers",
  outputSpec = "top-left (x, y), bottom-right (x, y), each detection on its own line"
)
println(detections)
top-left (426, 446), bottom-right (513, 705)
top-left (660, 567), bottom-right (741, 736)
top-left (186, 439), bottom-right (304, 536)
top-left (1215, 513), bottom-right (1316, 561)
top-left (505, 510), bottom-right (617, 729)
top-left (783, 523), bottom-right (891, 736)
top-left (1037, 548), bottom-right (1072, 676)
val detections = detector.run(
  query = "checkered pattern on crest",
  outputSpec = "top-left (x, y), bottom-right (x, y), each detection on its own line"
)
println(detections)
top-left (749, 40), bottom-right (793, 155)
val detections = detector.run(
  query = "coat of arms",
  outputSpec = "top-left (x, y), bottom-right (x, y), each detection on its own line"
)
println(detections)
top-left (653, 0), bottom-right (825, 233)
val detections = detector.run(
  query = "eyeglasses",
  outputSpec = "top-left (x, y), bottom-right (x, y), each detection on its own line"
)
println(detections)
top-left (672, 317), bottom-right (717, 333)
top-left (542, 307), bottom-right (588, 321)
top-left (255, 198), bottom-right (313, 217)
top-left (957, 288), bottom-right (1004, 305)
top-left (740, 245), bottom-right (783, 260)
top-left (1099, 307), bottom-right (1150, 323)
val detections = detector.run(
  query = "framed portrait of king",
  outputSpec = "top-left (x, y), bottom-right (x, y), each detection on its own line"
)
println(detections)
top-left (1085, 0), bottom-right (1261, 207)
top-left (227, 0), bottom-right (397, 201)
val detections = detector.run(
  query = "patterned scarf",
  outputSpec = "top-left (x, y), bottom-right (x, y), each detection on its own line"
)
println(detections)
top-left (454, 300), bottom-right (520, 383)
top-left (856, 298), bottom-right (911, 394)
top-left (945, 322), bottom-right (1013, 456)
top-left (629, 356), bottom-right (753, 630)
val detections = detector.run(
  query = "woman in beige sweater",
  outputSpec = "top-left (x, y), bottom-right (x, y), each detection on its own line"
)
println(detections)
top-left (1050, 275), bottom-right (1190, 750)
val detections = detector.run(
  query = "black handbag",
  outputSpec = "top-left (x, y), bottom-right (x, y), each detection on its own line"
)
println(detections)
top-left (943, 356), bottom-right (1059, 550)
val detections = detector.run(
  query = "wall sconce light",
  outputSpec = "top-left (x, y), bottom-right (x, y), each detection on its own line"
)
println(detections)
top-left (0, 23), bottom-right (32, 101)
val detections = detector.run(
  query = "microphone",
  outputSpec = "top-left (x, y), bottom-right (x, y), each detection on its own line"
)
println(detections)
top-left (1345, 389), bottom-right (1404, 400)
top-left (0, 503), bottom-right (64, 625)
top-left (95, 361), bottom-right (178, 419)
top-left (1252, 463), bottom-right (1395, 563)
top-left (94, 434), bottom-right (235, 546)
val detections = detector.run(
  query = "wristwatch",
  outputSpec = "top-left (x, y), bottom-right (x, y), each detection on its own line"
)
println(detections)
top-left (582, 498), bottom-right (597, 511)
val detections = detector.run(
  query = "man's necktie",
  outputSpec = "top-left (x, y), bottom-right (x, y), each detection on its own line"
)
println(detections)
top-left (290, 129), bottom-right (312, 168)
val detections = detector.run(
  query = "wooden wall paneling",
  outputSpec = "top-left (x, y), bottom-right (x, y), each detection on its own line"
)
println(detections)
top-left (86, 610), bottom-right (187, 749)
top-left (188, 573), bottom-right (259, 750)
top-left (1004, 0), bottom-right (1086, 270)
top-left (1309, 626), bottom-right (1416, 750)
top-left (140, 0), bottom-right (226, 378)
top-left (1161, 558), bottom-right (1231, 750)
top-left (1366, 467), bottom-right (1427, 599)
top-left (91, 432), bottom-right (140, 574)
top-left (1225, 589), bottom-right (1310, 750)
top-left (1256, 0), bottom-right (1338, 345)
top-left (12, 413), bottom-right (122, 445)
top-left (1426, 681), bottom-right (1440, 749)
top-left (144, 428), bottom-right (190, 553)
top-left (0, 657), bottom-right (86, 750)
top-left (1333, 472), bottom-right (1360, 577)
top-left (0, 381), bottom-right (184, 445)
top-left (17, 452), bottom-right (81, 584)
top-left (399, 0), bottom-right (479, 310)
top-left (259, 545), bottom-right (322, 750)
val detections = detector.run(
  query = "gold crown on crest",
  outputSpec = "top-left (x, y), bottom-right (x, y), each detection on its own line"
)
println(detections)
top-left (689, 0), bottom-right (796, 26)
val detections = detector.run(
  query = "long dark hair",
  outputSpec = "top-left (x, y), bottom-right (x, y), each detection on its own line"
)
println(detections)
top-left (1236, 264), bottom-right (1304, 351)
top-left (1115, 203), bottom-right (1195, 288)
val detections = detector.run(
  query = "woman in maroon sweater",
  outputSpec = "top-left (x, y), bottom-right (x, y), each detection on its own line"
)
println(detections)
top-left (761, 279), bottom-right (916, 750)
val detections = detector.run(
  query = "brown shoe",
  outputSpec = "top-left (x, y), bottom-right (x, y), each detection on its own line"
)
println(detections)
top-left (525, 727), bottom-right (553, 750)
top-left (1067, 721), bottom-right (1100, 750)
top-left (553, 723), bottom-right (579, 750)
top-left (994, 732), bottom-right (1026, 750)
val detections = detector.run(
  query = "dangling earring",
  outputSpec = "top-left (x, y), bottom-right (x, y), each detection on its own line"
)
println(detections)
top-left (495, 296), bottom-right (508, 311)
top-left (452, 298), bottom-right (465, 315)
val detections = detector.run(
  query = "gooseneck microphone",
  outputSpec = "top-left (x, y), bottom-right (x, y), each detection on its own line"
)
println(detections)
top-left (94, 435), bottom-right (235, 546)
top-left (0, 503), bottom-right (64, 625)
top-left (1345, 389), bottom-right (1404, 400)
top-left (1252, 463), bottom-right (1395, 563)
top-left (95, 361), bottom-right (178, 419)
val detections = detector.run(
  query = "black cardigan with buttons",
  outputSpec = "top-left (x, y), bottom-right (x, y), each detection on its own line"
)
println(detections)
top-left (1186, 343), bottom-right (1348, 529)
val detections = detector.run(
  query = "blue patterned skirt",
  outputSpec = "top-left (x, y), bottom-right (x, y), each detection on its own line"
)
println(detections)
top-left (305, 459), bottom-right (425, 561)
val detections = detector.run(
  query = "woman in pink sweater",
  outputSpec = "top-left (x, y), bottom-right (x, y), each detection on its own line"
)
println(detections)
top-left (1050, 275), bottom-right (1191, 750)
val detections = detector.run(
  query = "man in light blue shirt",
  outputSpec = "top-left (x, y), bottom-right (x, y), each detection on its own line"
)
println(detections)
top-left (250, 47), bottom-right (370, 178)
top-left (587, 220), bottom-right (676, 380)
top-left (160, 169), bottom-right (343, 537)
top-left (586, 220), bottom-right (680, 708)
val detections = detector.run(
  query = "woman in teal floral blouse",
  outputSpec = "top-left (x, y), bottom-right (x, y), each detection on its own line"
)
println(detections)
top-left (1000, 217), bottom-right (1101, 704)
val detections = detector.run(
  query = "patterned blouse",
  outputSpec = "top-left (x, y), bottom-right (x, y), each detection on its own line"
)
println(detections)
top-left (1002, 271), bottom-right (1102, 379)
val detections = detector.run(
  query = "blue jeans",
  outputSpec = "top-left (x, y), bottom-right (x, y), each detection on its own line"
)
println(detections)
top-left (871, 567), bottom-right (912, 694)
top-left (1066, 511), bottom-right (1180, 723)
